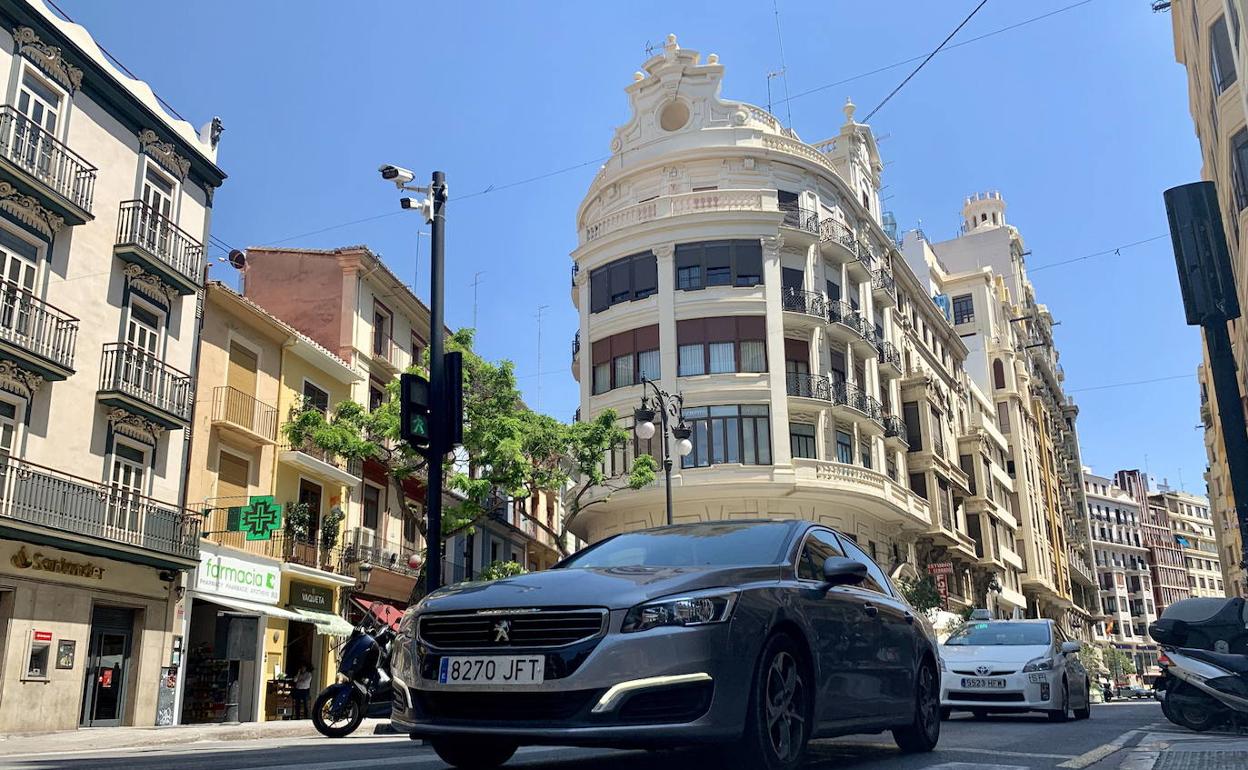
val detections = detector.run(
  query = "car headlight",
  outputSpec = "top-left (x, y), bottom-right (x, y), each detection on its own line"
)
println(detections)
top-left (621, 588), bottom-right (738, 633)
top-left (398, 608), bottom-right (418, 639)
top-left (1023, 657), bottom-right (1054, 673)
top-left (938, 657), bottom-right (947, 672)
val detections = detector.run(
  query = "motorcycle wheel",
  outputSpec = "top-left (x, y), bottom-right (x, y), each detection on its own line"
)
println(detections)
top-left (312, 686), bottom-right (366, 738)
top-left (1167, 682), bottom-right (1224, 733)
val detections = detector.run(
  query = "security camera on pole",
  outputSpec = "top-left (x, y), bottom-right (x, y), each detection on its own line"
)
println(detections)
top-left (380, 165), bottom-right (462, 596)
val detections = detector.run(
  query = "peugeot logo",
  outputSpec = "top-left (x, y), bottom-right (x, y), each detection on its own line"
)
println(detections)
top-left (976, 665), bottom-right (992, 676)
top-left (493, 619), bottom-right (511, 643)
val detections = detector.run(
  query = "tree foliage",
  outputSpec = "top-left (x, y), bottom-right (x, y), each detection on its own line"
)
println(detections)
top-left (898, 576), bottom-right (944, 615)
top-left (475, 561), bottom-right (528, 582)
top-left (280, 328), bottom-right (654, 563)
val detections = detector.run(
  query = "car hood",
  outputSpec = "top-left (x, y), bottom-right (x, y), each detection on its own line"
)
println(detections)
top-left (416, 565), bottom-right (781, 613)
top-left (940, 644), bottom-right (1050, 667)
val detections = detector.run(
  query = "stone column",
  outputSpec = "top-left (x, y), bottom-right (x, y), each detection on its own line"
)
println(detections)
top-left (762, 234), bottom-right (794, 474)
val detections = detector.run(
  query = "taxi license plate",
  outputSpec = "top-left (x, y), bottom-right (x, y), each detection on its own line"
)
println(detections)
top-left (960, 677), bottom-right (1006, 689)
top-left (438, 656), bottom-right (545, 686)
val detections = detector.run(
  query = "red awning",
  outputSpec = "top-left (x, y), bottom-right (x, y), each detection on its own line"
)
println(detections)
top-left (353, 598), bottom-right (404, 631)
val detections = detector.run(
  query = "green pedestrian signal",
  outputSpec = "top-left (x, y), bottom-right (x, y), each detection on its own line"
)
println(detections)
top-left (400, 373), bottom-right (431, 449)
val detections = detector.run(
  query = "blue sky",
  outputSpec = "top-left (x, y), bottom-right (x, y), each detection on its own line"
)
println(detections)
top-left (63, 0), bottom-right (1207, 494)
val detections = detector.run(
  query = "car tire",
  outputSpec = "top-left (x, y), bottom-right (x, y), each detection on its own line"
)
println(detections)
top-left (1047, 680), bottom-right (1071, 722)
top-left (719, 632), bottom-right (812, 770)
top-left (429, 736), bottom-right (517, 769)
top-left (1074, 683), bottom-right (1091, 720)
top-left (893, 658), bottom-right (941, 753)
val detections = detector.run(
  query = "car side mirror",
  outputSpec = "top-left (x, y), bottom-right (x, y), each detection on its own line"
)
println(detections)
top-left (822, 556), bottom-right (868, 589)
top-left (1060, 641), bottom-right (1081, 655)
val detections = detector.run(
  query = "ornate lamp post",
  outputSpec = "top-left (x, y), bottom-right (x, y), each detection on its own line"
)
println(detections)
top-left (633, 376), bottom-right (694, 526)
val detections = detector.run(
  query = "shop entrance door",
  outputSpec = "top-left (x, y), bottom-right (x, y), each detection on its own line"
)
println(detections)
top-left (80, 607), bottom-right (135, 727)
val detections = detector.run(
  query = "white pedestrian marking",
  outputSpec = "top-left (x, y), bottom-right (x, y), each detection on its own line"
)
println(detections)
top-left (921, 763), bottom-right (1031, 770)
top-left (1057, 729), bottom-right (1142, 769)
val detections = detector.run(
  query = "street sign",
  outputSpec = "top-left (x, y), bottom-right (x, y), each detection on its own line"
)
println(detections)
top-left (237, 496), bottom-right (282, 541)
top-left (933, 574), bottom-right (950, 610)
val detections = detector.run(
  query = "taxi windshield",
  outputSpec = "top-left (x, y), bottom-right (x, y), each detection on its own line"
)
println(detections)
top-left (945, 622), bottom-right (1051, 646)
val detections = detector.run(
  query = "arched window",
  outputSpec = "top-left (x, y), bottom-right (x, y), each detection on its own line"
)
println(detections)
top-left (992, 358), bottom-right (1006, 390)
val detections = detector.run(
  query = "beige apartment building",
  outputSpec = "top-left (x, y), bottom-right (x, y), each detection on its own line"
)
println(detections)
top-left (902, 194), bottom-right (1098, 640)
top-left (1170, 0), bottom-right (1248, 598)
top-left (1155, 487), bottom-right (1225, 597)
top-left (0, 0), bottom-right (225, 732)
top-left (568, 35), bottom-right (1028, 617)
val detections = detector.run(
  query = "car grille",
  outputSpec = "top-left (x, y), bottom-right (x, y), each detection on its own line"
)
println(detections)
top-left (946, 691), bottom-right (1026, 702)
top-left (418, 609), bottom-right (606, 649)
top-left (414, 689), bottom-right (599, 722)
top-left (952, 668), bottom-right (1017, 676)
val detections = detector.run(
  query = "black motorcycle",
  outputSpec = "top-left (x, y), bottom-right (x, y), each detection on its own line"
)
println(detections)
top-left (312, 620), bottom-right (395, 738)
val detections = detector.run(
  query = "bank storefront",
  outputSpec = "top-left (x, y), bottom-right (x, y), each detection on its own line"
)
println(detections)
top-left (0, 540), bottom-right (178, 732)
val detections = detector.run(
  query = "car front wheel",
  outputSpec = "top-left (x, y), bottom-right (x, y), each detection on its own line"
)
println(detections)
top-left (1074, 683), bottom-right (1091, 720)
top-left (893, 659), bottom-right (940, 753)
top-left (1048, 679), bottom-right (1071, 722)
top-left (429, 737), bottom-right (517, 769)
top-left (719, 633), bottom-right (812, 770)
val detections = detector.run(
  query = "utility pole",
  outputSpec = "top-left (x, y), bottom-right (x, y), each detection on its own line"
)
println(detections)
top-left (1165, 181), bottom-right (1248, 572)
top-left (425, 171), bottom-right (448, 595)
top-left (471, 271), bottom-right (485, 331)
top-left (535, 304), bottom-right (549, 411)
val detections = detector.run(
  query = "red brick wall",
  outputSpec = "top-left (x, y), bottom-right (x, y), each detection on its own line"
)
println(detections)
top-left (242, 249), bottom-right (347, 353)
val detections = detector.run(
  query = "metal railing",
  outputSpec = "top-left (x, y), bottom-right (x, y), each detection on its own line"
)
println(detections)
top-left (571, 263), bottom-right (579, 287)
top-left (0, 285), bottom-right (77, 370)
top-left (280, 437), bottom-right (363, 478)
top-left (857, 317), bottom-right (881, 349)
top-left (872, 268), bottom-right (897, 300)
top-left (572, 330), bottom-right (580, 359)
top-left (211, 386), bottom-right (277, 441)
top-left (0, 455), bottom-right (199, 559)
top-left (878, 341), bottom-right (902, 371)
top-left (781, 287), bottom-right (827, 319)
top-left (883, 414), bottom-right (908, 444)
top-left (828, 300), bottom-right (856, 327)
top-left (99, 343), bottom-right (192, 421)
top-left (342, 526), bottom-right (421, 576)
top-left (0, 105), bottom-right (96, 213)
top-left (786, 371), bottom-right (834, 401)
top-left (781, 206), bottom-right (819, 234)
top-left (197, 500), bottom-right (346, 572)
top-left (844, 383), bottom-right (883, 422)
top-left (819, 219), bottom-right (857, 252)
top-left (854, 240), bottom-right (877, 272)
top-left (115, 200), bottom-right (204, 287)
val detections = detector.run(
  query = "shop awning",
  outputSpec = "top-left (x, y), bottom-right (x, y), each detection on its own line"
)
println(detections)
top-left (291, 608), bottom-right (356, 637)
top-left (353, 598), bottom-right (404, 631)
top-left (199, 594), bottom-right (305, 622)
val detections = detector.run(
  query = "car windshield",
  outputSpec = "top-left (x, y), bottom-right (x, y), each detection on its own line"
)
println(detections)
top-left (945, 622), bottom-right (1051, 646)
top-left (560, 522), bottom-right (793, 568)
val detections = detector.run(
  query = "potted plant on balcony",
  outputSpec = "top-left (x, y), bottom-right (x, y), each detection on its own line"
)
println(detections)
top-left (319, 505), bottom-right (345, 571)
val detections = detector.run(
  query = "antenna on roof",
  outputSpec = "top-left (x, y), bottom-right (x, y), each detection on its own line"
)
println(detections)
top-left (535, 305), bottom-right (550, 411)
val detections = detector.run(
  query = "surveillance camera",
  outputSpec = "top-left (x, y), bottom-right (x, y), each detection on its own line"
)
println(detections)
top-left (379, 164), bottom-right (415, 186)
top-left (400, 197), bottom-right (434, 222)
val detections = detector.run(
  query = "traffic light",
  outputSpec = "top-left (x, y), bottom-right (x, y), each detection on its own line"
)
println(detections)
top-left (444, 351), bottom-right (463, 448)
top-left (400, 372), bottom-right (430, 449)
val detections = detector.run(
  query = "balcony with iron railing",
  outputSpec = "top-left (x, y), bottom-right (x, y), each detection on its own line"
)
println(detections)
top-left (0, 105), bottom-right (96, 223)
top-left (342, 526), bottom-right (421, 577)
top-left (850, 314), bottom-right (881, 355)
top-left (278, 437), bottom-right (363, 486)
top-left (877, 341), bottom-right (903, 378)
top-left (0, 285), bottom-right (78, 379)
top-left (842, 382), bottom-right (884, 427)
top-left (196, 498), bottom-right (346, 573)
top-left (114, 200), bottom-right (204, 295)
top-left (211, 386), bottom-right (278, 444)
top-left (786, 371), bottom-right (835, 403)
top-left (827, 300), bottom-right (861, 341)
top-left (0, 455), bottom-right (200, 567)
top-left (848, 239), bottom-right (877, 280)
top-left (781, 287), bottom-right (827, 324)
top-left (97, 342), bottom-right (192, 427)
top-left (369, 334), bottom-right (401, 374)
top-left (780, 206), bottom-right (819, 238)
top-left (883, 413), bottom-right (909, 446)
top-left (819, 219), bottom-right (858, 262)
top-left (871, 268), bottom-right (897, 307)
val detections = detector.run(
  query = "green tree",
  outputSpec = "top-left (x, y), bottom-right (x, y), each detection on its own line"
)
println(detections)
top-left (281, 329), bottom-right (653, 571)
top-left (898, 576), bottom-right (944, 615)
top-left (475, 561), bottom-right (528, 582)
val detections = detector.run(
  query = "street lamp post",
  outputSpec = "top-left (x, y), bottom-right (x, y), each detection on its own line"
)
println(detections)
top-left (633, 376), bottom-right (694, 526)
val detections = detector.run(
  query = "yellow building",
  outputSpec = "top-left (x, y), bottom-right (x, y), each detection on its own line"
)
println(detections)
top-left (177, 283), bottom-right (361, 724)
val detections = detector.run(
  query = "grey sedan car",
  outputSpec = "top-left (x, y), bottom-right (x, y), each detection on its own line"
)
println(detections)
top-left (391, 520), bottom-right (942, 769)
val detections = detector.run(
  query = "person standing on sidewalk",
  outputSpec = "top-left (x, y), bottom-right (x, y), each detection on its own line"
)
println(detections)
top-left (292, 665), bottom-right (313, 720)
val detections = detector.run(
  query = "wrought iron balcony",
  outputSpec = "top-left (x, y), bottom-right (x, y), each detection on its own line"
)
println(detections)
top-left (571, 263), bottom-right (579, 287)
top-left (872, 268), bottom-right (897, 305)
top-left (878, 341), bottom-right (902, 374)
top-left (0, 455), bottom-right (199, 565)
top-left (114, 200), bottom-right (204, 294)
top-left (0, 105), bottom-right (96, 223)
top-left (342, 526), bottom-right (421, 577)
top-left (827, 300), bottom-right (856, 327)
top-left (786, 371), bottom-right (834, 401)
top-left (819, 219), bottom-right (857, 254)
top-left (279, 437), bottom-right (363, 484)
top-left (211, 386), bottom-right (278, 443)
top-left (853, 240), bottom-right (877, 274)
top-left (844, 383), bottom-right (883, 423)
top-left (97, 343), bottom-right (192, 427)
top-left (781, 206), bottom-right (819, 235)
top-left (0, 285), bottom-right (77, 378)
top-left (883, 413), bottom-right (909, 445)
top-left (572, 330), bottom-right (581, 359)
top-left (781, 287), bottom-right (827, 319)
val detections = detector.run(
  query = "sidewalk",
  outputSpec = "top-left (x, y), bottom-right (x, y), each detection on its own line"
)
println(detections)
top-left (0, 717), bottom-right (394, 757)
top-left (1118, 726), bottom-right (1248, 770)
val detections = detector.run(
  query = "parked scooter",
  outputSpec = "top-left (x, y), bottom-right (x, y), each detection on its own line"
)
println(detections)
top-left (1149, 597), bottom-right (1248, 733)
top-left (312, 619), bottom-right (396, 738)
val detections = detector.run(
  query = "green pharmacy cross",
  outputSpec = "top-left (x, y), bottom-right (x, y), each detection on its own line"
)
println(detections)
top-left (238, 496), bottom-right (282, 541)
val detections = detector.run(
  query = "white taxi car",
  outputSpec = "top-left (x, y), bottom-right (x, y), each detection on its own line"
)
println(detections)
top-left (940, 618), bottom-right (1091, 721)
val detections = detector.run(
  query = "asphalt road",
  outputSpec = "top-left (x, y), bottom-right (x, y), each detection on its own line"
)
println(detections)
top-left (0, 703), bottom-right (1179, 770)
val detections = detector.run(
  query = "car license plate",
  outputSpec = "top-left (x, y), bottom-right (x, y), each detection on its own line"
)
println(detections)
top-left (960, 677), bottom-right (1006, 689)
top-left (438, 656), bottom-right (545, 686)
